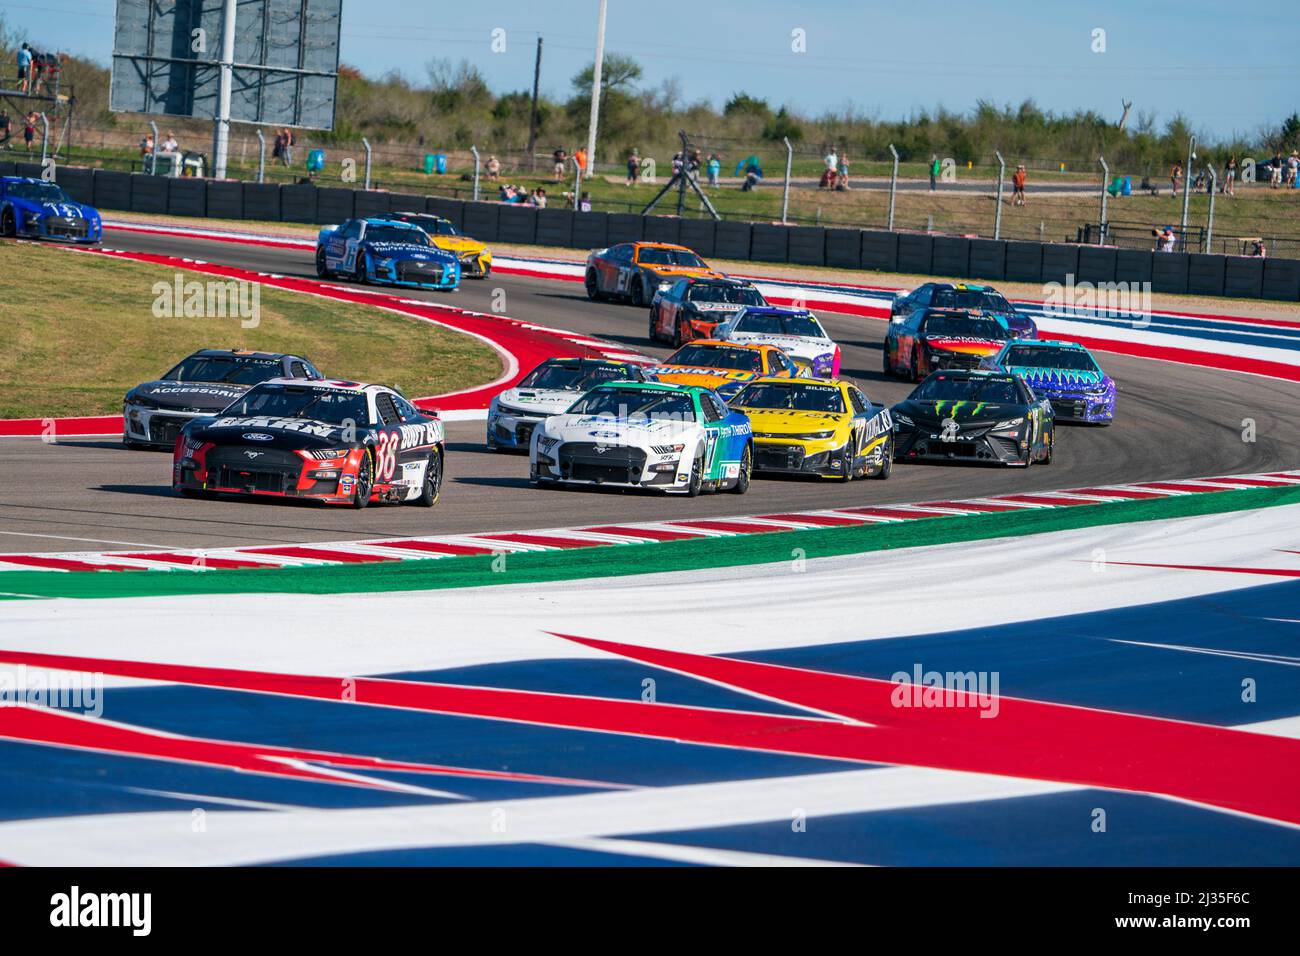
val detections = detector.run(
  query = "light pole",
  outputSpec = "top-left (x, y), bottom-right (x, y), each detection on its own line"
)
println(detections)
top-left (887, 144), bottom-right (900, 231)
top-left (1179, 136), bottom-right (1195, 252)
top-left (1098, 155), bottom-right (1109, 245)
top-left (994, 151), bottom-right (1006, 239)
top-left (255, 129), bottom-right (266, 183)
top-left (584, 0), bottom-right (608, 178)
top-left (211, 0), bottom-right (237, 180)
top-left (1205, 165), bottom-right (1217, 252)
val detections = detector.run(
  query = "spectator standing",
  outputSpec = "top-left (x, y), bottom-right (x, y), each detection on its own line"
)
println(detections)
top-left (17, 43), bottom-right (32, 94)
top-left (578, 191), bottom-right (592, 212)
top-left (1155, 225), bottom-right (1177, 252)
top-left (687, 148), bottom-right (702, 180)
top-left (1011, 164), bottom-right (1027, 205)
top-left (670, 151), bottom-right (683, 177)
top-left (1270, 151), bottom-right (1283, 188)
top-left (552, 147), bottom-right (567, 182)
top-left (823, 146), bottom-right (838, 175)
top-left (23, 112), bottom-right (38, 153)
top-left (626, 148), bottom-right (641, 185)
top-left (1170, 162), bottom-right (1181, 196)
top-left (485, 154), bottom-right (501, 181)
top-left (0, 110), bottom-right (11, 150)
top-left (573, 147), bottom-right (588, 176)
top-left (835, 151), bottom-right (850, 191)
top-left (532, 187), bottom-right (548, 208)
top-left (706, 153), bottom-right (721, 187)
top-left (42, 52), bottom-right (61, 95)
top-left (1250, 238), bottom-right (1267, 258)
top-left (929, 154), bottom-right (940, 191)
top-left (161, 131), bottom-right (178, 153)
top-left (1223, 155), bottom-right (1236, 197)
top-left (280, 128), bottom-right (294, 167)
top-left (1288, 151), bottom-right (1299, 187)
top-left (271, 129), bottom-right (284, 163)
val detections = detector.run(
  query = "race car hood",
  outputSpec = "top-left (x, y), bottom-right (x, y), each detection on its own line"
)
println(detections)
top-left (542, 414), bottom-right (698, 446)
top-left (494, 387), bottom-right (582, 417)
top-left (682, 301), bottom-right (747, 316)
top-left (725, 331), bottom-right (834, 361)
top-left (734, 407), bottom-right (849, 436)
top-left (432, 236), bottom-right (486, 255)
top-left (360, 241), bottom-right (458, 263)
top-left (645, 365), bottom-right (758, 390)
top-left (26, 200), bottom-right (99, 220)
top-left (128, 381), bottom-right (250, 412)
top-left (922, 336), bottom-right (1005, 356)
top-left (643, 265), bottom-right (723, 280)
top-left (1006, 367), bottom-right (1109, 391)
top-left (894, 399), bottom-right (1021, 427)
top-left (184, 415), bottom-right (353, 451)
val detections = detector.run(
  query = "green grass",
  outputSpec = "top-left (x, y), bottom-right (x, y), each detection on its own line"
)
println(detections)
top-left (1, 483), bottom-right (1294, 600)
top-left (0, 244), bottom-right (501, 418)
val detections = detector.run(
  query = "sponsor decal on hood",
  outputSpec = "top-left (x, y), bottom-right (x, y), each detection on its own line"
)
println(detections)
top-left (363, 241), bottom-right (457, 260)
top-left (134, 383), bottom-right (249, 409)
top-left (1009, 367), bottom-right (1105, 387)
top-left (203, 416), bottom-right (344, 441)
top-left (925, 337), bottom-right (1004, 354)
top-left (40, 203), bottom-right (89, 219)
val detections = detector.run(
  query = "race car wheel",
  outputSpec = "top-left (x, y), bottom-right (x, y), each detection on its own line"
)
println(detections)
top-left (882, 342), bottom-right (893, 376)
top-left (648, 309), bottom-right (660, 342)
top-left (630, 278), bottom-right (646, 308)
top-left (730, 444), bottom-right (752, 494)
top-left (675, 318), bottom-right (689, 349)
top-left (414, 450), bottom-right (443, 506)
top-left (910, 352), bottom-right (921, 383)
top-left (315, 247), bottom-right (333, 279)
top-left (874, 437), bottom-right (893, 479)
top-left (352, 253), bottom-right (368, 285)
top-left (685, 452), bottom-right (704, 498)
top-left (351, 452), bottom-right (374, 509)
top-left (1041, 430), bottom-right (1054, 465)
top-left (585, 271), bottom-right (603, 301)
top-left (0, 208), bottom-right (15, 238)
top-left (838, 437), bottom-right (857, 483)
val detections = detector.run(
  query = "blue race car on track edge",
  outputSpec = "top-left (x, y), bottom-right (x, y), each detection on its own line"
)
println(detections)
top-left (316, 217), bottom-right (461, 290)
top-left (0, 176), bottom-right (102, 243)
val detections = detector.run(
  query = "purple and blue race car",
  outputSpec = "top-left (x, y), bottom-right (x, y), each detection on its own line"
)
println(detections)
top-left (983, 339), bottom-right (1116, 424)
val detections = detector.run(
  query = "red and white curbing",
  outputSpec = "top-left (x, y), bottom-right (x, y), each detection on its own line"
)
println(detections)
top-left (1, 470), bottom-right (1296, 574)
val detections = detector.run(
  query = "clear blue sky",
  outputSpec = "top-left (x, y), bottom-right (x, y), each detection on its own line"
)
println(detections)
top-left (4, 0), bottom-right (1295, 139)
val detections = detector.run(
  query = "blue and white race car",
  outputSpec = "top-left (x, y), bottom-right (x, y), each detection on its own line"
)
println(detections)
top-left (982, 339), bottom-right (1117, 424)
top-left (0, 176), bottom-right (102, 243)
top-left (315, 217), bottom-right (461, 290)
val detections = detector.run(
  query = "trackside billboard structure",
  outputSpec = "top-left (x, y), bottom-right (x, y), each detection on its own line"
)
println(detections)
top-left (110, 0), bottom-right (342, 177)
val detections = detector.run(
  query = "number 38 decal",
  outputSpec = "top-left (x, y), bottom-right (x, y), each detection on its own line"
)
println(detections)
top-left (374, 432), bottom-right (400, 482)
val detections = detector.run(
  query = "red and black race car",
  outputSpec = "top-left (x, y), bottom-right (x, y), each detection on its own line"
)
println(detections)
top-left (173, 379), bottom-right (444, 509)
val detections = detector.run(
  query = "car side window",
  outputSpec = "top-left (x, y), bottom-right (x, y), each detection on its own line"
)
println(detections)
top-left (700, 393), bottom-right (726, 422)
top-left (673, 279), bottom-right (688, 298)
top-left (290, 362), bottom-right (308, 379)
top-left (340, 220), bottom-right (361, 240)
top-left (375, 393), bottom-right (401, 426)
top-left (393, 396), bottom-right (420, 420)
top-left (913, 288), bottom-right (932, 306)
top-left (771, 351), bottom-right (792, 375)
top-left (849, 388), bottom-right (867, 413)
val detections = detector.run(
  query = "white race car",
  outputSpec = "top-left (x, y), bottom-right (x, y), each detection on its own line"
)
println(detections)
top-left (529, 381), bottom-right (754, 496)
top-left (487, 358), bottom-right (650, 451)
top-left (713, 306), bottom-right (841, 378)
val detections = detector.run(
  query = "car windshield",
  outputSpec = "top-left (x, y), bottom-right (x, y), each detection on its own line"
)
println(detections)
top-left (8, 182), bottom-right (73, 203)
top-left (666, 345), bottom-right (763, 372)
top-left (735, 311), bottom-right (826, 338)
top-left (223, 384), bottom-right (371, 426)
top-left (637, 247), bottom-right (707, 268)
top-left (912, 375), bottom-right (1023, 404)
top-left (922, 315), bottom-right (1009, 339)
top-left (519, 361), bottom-right (637, 390)
top-left (932, 289), bottom-right (1013, 313)
top-left (567, 387), bottom-right (696, 421)
top-left (734, 381), bottom-right (845, 413)
top-left (406, 216), bottom-right (458, 236)
top-left (1003, 346), bottom-right (1099, 372)
top-left (686, 284), bottom-right (764, 305)
top-left (164, 356), bottom-right (285, 385)
top-left (365, 225), bottom-right (430, 246)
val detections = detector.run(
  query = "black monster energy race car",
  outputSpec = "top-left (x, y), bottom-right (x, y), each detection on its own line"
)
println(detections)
top-left (890, 370), bottom-right (1055, 467)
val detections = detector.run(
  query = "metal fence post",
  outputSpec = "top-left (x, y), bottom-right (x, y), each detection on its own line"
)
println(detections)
top-left (149, 120), bottom-right (159, 175)
top-left (573, 158), bottom-right (583, 211)
top-left (781, 136), bottom-right (793, 225)
top-left (471, 145), bottom-right (481, 202)
top-left (1205, 166), bottom-right (1217, 252)
top-left (255, 129), bottom-right (266, 183)
top-left (887, 144), bottom-right (900, 231)
top-left (994, 151), bottom-right (1006, 239)
top-left (1179, 135), bottom-right (1195, 251)
top-left (1098, 155), bottom-right (1109, 245)
top-left (40, 113), bottom-right (51, 168)
top-left (362, 137), bottom-right (373, 190)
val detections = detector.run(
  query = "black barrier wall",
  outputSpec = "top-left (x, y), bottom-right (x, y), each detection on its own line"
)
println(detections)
top-left (34, 165), bottom-right (1298, 302)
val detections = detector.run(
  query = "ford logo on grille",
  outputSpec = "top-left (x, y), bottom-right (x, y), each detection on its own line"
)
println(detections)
top-left (588, 430), bottom-right (621, 439)
top-left (242, 433), bottom-right (274, 441)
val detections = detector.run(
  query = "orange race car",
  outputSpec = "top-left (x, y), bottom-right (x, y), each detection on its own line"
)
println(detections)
top-left (645, 340), bottom-right (800, 401)
top-left (584, 241), bottom-right (723, 307)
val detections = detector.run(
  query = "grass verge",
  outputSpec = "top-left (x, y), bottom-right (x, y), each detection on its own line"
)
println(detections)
top-left (0, 243), bottom-right (501, 418)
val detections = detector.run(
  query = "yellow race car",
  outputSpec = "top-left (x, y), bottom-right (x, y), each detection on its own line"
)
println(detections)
top-left (729, 376), bottom-right (894, 481)
top-left (646, 340), bottom-right (798, 402)
top-left (391, 211), bottom-right (493, 278)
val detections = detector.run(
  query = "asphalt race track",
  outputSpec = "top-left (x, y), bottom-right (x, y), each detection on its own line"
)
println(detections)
top-left (1, 227), bottom-right (1295, 554)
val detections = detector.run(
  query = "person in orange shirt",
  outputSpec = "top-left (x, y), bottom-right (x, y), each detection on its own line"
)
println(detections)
top-left (574, 147), bottom-right (588, 173)
top-left (1011, 164), bottom-right (1027, 206)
